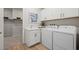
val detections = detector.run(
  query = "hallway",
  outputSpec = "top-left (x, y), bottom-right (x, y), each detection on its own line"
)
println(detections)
top-left (4, 19), bottom-right (23, 49)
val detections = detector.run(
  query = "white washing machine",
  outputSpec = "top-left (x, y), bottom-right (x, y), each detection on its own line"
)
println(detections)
top-left (53, 26), bottom-right (77, 50)
top-left (41, 26), bottom-right (77, 50)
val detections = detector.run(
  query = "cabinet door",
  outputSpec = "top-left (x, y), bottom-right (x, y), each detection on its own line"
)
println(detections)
top-left (40, 8), bottom-right (62, 21)
top-left (30, 29), bottom-right (40, 46)
top-left (42, 29), bottom-right (52, 49)
top-left (25, 29), bottom-right (40, 47)
top-left (56, 8), bottom-right (62, 19)
top-left (47, 8), bottom-right (61, 20)
top-left (40, 9), bottom-right (48, 21)
top-left (53, 32), bottom-right (74, 50)
top-left (62, 8), bottom-right (79, 18)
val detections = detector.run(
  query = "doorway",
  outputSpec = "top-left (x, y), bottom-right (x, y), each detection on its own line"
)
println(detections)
top-left (4, 8), bottom-right (23, 49)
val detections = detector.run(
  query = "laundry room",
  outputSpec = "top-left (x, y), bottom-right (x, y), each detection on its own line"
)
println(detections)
top-left (0, 8), bottom-right (79, 50)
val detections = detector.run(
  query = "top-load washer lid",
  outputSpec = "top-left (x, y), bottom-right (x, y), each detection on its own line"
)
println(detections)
top-left (45, 25), bottom-right (77, 34)
top-left (55, 26), bottom-right (77, 34)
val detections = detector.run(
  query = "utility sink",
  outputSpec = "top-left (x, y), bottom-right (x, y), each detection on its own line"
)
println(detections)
top-left (24, 27), bottom-right (40, 47)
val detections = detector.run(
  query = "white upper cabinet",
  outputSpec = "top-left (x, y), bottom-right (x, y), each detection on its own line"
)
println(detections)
top-left (40, 9), bottom-right (48, 21)
top-left (40, 8), bottom-right (79, 21)
top-left (40, 8), bottom-right (61, 21)
top-left (47, 8), bottom-right (61, 20)
top-left (62, 8), bottom-right (79, 18)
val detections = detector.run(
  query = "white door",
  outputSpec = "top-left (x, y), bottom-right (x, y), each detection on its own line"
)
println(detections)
top-left (53, 32), bottom-right (74, 50)
top-left (0, 8), bottom-right (4, 49)
top-left (42, 29), bottom-right (52, 49)
top-left (62, 8), bottom-right (79, 18)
